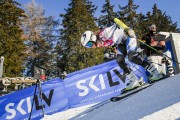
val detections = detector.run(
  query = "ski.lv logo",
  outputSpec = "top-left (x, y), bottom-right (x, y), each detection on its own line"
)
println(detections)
top-left (4, 89), bottom-right (54, 119)
top-left (76, 67), bottom-right (127, 97)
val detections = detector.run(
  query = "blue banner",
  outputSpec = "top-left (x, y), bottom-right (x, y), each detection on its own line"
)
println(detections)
top-left (64, 59), bottom-right (148, 108)
top-left (0, 78), bottom-right (68, 120)
top-left (0, 60), bottom-right (147, 120)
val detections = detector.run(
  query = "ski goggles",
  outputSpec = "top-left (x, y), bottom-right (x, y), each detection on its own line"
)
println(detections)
top-left (85, 41), bottom-right (94, 48)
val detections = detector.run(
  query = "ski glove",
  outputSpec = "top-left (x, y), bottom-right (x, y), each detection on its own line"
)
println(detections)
top-left (124, 28), bottom-right (136, 38)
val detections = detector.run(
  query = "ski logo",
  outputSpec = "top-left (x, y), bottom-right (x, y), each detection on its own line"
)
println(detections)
top-left (76, 67), bottom-right (126, 96)
top-left (83, 33), bottom-right (86, 40)
top-left (4, 89), bottom-right (54, 119)
top-left (82, 33), bottom-right (87, 44)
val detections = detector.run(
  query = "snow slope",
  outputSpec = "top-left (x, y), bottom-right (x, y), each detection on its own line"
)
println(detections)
top-left (43, 74), bottom-right (180, 120)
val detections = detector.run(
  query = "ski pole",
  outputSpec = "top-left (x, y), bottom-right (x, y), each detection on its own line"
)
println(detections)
top-left (138, 39), bottom-right (180, 65)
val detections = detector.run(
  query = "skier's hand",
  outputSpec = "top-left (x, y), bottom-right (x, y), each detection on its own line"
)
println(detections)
top-left (125, 28), bottom-right (135, 38)
top-left (110, 46), bottom-right (117, 53)
top-left (150, 41), bottom-right (158, 46)
top-left (112, 47), bottom-right (117, 53)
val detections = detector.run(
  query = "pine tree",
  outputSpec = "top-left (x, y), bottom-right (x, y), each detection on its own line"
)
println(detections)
top-left (98, 0), bottom-right (117, 28)
top-left (139, 4), bottom-right (177, 38)
top-left (117, 0), bottom-right (139, 29)
top-left (58, 0), bottom-right (104, 73)
top-left (150, 4), bottom-right (177, 32)
top-left (0, 0), bottom-right (27, 77)
top-left (135, 12), bottom-right (148, 39)
top-left (22, 0), bottom-right (55, 77)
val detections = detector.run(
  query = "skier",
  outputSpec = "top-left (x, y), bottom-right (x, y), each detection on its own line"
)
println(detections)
top-left (142, 24), bottom-right (174, 76)
top-left (81, 18), bottom-right (164, 91)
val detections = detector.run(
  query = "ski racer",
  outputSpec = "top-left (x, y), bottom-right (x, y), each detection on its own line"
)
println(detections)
top-left (81, 18), bottom-right (164, 91)
top-left (142, 24), bottom-right (174, 76)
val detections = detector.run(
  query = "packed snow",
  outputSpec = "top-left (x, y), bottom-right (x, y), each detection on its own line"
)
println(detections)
top-left (42, 74), bottom-right (180, 120)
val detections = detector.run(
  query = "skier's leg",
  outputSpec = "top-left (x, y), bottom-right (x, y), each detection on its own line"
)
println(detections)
top-left (116, 43), bottom-right (130, 74)
top-left (116, 43), bottom-right (142, 90)
top-left (126, 37), bottom-right (144, 64)
top-left (116, 54), bottom-right (131, 74)
top-left (126, 37), bottom-right (164, 81)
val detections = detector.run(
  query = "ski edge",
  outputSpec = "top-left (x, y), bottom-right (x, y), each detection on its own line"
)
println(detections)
top-left (110, 83), bottom-right (151, 102)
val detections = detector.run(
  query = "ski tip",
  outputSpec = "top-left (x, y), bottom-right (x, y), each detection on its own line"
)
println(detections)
top-left (110, 97), bottom-right (119, 102)
top-left (113, 18), bottom-right (128, 29)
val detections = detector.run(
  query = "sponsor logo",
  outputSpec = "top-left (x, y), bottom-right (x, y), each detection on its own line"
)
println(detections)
top-left (76, 68), bottom-right (125, 96)
top-left (5, 89), bottom-right (54, 119)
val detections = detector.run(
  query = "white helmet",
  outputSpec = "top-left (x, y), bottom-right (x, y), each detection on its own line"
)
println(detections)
top-left (81, 31), bottom-right (97, 48)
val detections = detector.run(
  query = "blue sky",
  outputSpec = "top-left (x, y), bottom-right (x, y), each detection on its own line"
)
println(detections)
top-left (16, 0), bottom-right (180, 28)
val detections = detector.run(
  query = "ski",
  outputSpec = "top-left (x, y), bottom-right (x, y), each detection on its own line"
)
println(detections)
top-left (149, 75), bottom-right (169, 83)
top-left (114, 18), bottom-right (128, 29)
top-left (110, 83), bottom-right (151, 102)
top-left (110, 75), bottom-right (169, 102)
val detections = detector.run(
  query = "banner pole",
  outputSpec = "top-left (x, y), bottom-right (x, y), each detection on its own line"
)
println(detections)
top-left (28, 80), bottom-right (38, 120)
top-left (29, 78), bottom-right (45, 120)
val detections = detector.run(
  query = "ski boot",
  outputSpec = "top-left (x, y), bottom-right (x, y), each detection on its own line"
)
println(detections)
top-left (145, 63), bottom-right (164, 82)
top-left (122, 72), bottom-right (144, 93)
